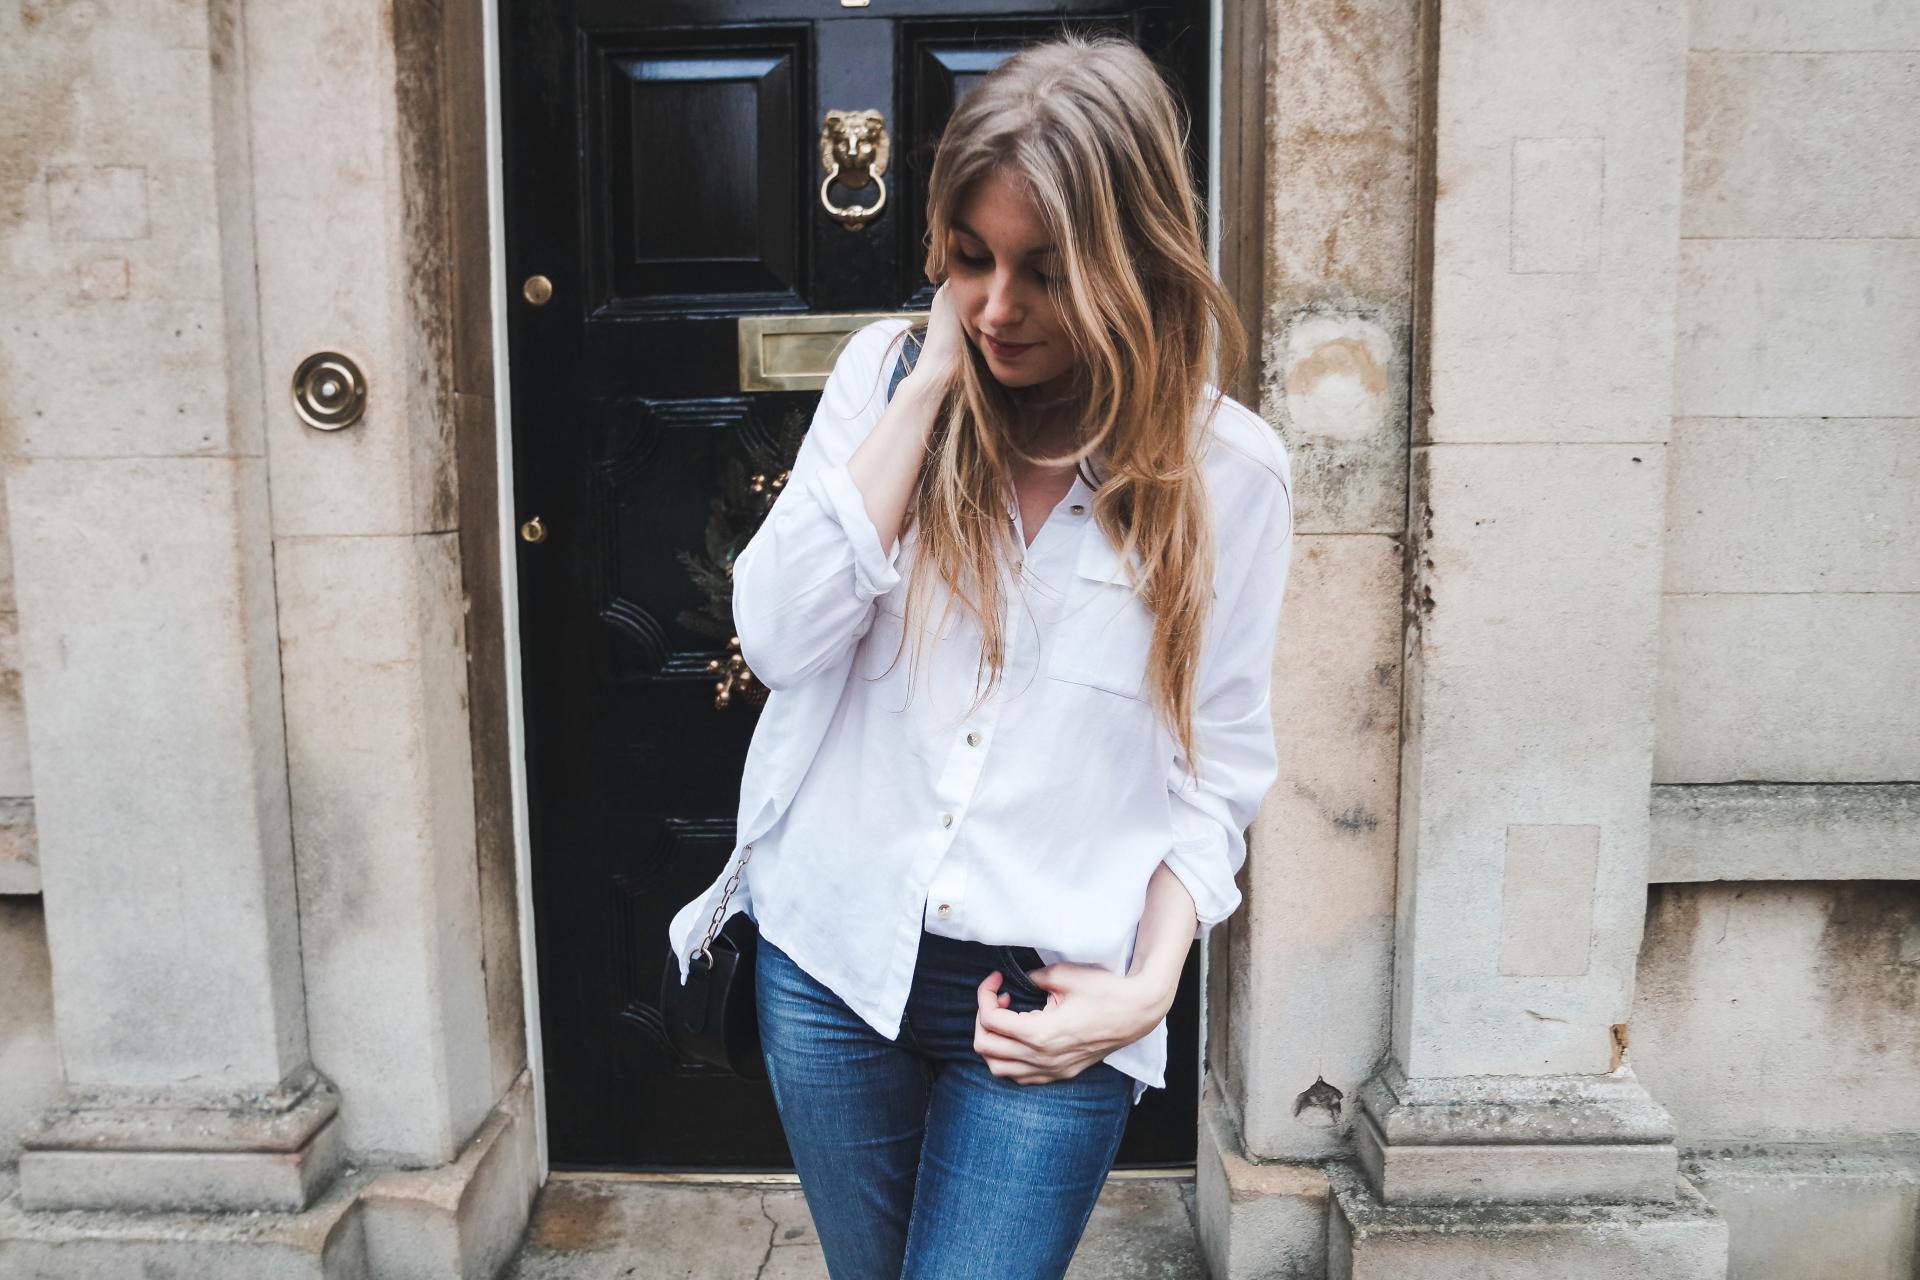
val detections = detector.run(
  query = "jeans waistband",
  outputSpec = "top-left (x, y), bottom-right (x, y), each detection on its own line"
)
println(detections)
top-left (917, 926), bottom-right (1044, 972)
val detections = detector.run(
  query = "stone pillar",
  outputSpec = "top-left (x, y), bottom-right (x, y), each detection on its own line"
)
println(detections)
top-left (243, 0), bottom-right (500, 1175)
top-left (2, 0), bottom-right (341, 1213)
top-left (1331, 2), bottom-right (1726, 1274)
top-left (1195, 2), bottom-right (1416, 1277)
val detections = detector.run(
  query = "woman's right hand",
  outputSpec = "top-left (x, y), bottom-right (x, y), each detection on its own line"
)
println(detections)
top-left (906, 280), bottom-right (966, 391)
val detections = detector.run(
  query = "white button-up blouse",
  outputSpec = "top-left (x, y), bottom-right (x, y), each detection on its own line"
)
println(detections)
top-left (669, 317), bottom-right (1294, 1104)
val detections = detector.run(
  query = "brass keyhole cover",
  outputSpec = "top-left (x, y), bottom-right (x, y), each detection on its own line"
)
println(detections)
top-left (519, 516), bottom-right (548, 544)
top-left (291, 352), bottom-right (368, 431)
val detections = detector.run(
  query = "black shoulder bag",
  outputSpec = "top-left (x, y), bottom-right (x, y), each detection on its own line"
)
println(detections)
top-left (659, 325), bottom-right (923, 1080)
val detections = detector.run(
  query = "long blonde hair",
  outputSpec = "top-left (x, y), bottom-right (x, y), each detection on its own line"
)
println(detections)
top-left (876, 32), bottom-right (1246, 770)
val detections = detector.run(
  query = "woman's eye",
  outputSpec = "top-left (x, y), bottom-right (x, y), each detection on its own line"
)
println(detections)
top-left (953, 249), bottom-right (1053, 285)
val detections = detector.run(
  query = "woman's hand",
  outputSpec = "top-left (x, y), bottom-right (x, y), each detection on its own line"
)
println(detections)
top-left (903, 280), bottom-right (966, 393)
top-left (972, 962), bottom-right (1175, 1085)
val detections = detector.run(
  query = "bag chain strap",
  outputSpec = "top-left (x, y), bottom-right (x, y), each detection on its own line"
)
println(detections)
top-left (692, 844), bottom-right (753, 965)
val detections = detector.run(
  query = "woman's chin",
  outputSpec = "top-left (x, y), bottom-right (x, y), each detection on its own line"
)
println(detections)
top-left (984, 361), bottom-right (1052, 389)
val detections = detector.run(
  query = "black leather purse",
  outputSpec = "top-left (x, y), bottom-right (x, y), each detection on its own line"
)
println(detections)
top-left (659, 325), bottom-right (924, 1081)
top-left (660, 844), bottom-right (766, 1079)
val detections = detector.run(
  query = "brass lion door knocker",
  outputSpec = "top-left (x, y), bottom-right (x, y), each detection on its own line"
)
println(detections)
top-left (819, 108), bottom-right (890, 230)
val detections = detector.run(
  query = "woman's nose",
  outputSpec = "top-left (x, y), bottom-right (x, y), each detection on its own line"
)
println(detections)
top-left (982, 271), bottom-right (1024, 327)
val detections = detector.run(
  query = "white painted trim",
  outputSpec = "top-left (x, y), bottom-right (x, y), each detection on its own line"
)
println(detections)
top-left (483, 9), bottom-right (1232, 1179)
top-left (481, 0), bottom-right (551, 1184)
top-left (1199, 0), bottom-right (1224, 1102)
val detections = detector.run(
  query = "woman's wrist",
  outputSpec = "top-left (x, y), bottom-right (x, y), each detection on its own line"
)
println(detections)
top-left (896, 360), bottom-right (953, 404)
top-left (1123, 966), bottom-right (1180, 1024)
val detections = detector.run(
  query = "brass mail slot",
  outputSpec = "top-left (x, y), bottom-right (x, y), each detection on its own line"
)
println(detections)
top-left (737, 312), bottom-right (921, 392)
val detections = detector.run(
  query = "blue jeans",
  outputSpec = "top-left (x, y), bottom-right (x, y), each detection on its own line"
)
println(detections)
top-left (755, 927), bottom-right (1135, 1279)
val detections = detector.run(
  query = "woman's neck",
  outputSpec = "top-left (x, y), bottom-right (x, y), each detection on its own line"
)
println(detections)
top-left (1007, 372), bottom-right (1084, 458)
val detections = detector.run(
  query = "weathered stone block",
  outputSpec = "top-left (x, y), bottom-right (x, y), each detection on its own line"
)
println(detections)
top-left (1665, 418), bottom-right (1919, 595)
top-left (1424, 2), bottom-right (1687, 444)
top-left (1396, 444), bottom-right (1663, 1078)
top-left (1648, 783), bottom-right (1920, 882)
top-left (1683, 1148), bottom-right (1920, 1280)
top-left (1237, 533), bottom-right (1399, 1160)
top-left (1690, 0), bottom-right (1920, 53)
top-left (1684, 53), bottom-right (1920, 239)
top-left (1633, 882), bottom-right (1920, 1143)
top-left (275, 530), bottom-right (493, 1166)
top-left (6, 456), bottom-right (305, 1087)
top-left (1194, 1080), bottom-right (1331, 1280)
top-left (1655, 593), bottom-right (1920, 782)
top-left (1674, 240), bottom-right (1920, 418)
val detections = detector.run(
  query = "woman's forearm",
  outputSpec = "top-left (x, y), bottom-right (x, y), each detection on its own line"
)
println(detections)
top-left (846, 369), bottom-right (942, 555)
top-left (1126, 860), bottom-right (1199, 1016)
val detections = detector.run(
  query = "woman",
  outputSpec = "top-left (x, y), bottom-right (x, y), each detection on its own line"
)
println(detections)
top-left (668, 32), bottom-right (1294, 1279)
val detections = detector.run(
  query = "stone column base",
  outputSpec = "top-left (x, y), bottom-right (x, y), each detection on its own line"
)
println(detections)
top-left (1329, 1162), bottom-right (1729, 1279)
top-left (0, 1068), bottom-right (541, 1280)
top-left (17, 1064), bottom-right (344, 1213)
top-left (1355, 1062), bottom-right (1685, 1204)
top-left (0, 1165), bottom-right (372, 1280)
top-left (1192, 1075), bottom-right (1332, 1280)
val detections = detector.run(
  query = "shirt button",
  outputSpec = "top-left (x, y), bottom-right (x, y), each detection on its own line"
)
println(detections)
top-left (937, 902), bottom-right (952, 917)
top-left (941, 812), bottom-right (954, 828)
top-left (1070, 504), bottom-right (1085, 515)
top-left (966, 730), bottom-right (981, 747)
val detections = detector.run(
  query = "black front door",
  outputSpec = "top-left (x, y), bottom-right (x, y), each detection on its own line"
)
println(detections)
top-left (501, 0), bottom-right (1212, 1172)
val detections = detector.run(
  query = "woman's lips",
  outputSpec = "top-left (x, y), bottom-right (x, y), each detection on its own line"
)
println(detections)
top-left (982, 332), bottom-right (1037, 359)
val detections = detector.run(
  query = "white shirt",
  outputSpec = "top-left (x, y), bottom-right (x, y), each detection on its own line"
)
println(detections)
top-left (669, 317), bottom-right (1294, 1105)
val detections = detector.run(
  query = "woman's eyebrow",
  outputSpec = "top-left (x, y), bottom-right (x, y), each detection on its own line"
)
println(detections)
top-left (951, 220), bottom-right (1056, 257)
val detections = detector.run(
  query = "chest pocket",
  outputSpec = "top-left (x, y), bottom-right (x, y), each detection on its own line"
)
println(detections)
top-left (1045, 530), bottom-right (1154, 701)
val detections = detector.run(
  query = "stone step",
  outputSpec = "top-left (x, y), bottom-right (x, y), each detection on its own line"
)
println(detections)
top-left (503, 1172), bottom-right (1206, 1280)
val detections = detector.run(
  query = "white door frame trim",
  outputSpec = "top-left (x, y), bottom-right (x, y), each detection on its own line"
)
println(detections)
top-left (480, 0), bottom-right (552, 1182)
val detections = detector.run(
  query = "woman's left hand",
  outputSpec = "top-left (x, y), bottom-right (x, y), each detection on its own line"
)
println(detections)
top-left (973, 962), bottom-right (1175, 1084)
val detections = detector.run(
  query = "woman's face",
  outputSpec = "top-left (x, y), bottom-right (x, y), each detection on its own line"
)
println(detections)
top-left (943, 169), bottom-right (1078, 393)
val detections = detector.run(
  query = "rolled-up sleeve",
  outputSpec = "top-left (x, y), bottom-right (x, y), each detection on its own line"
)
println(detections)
top-left (732, 320), bottom-right (911, 689)
top-left (805, 461), bottom-right (902, 601)
top-left (1162, 453), bottom-right (1295, 938)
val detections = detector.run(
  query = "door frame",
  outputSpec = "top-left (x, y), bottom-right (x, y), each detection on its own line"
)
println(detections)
top-left (475, 0), bottom-right (1255, 1181)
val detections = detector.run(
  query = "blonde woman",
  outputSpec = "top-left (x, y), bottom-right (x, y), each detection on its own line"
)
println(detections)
top-left (668, 32), bottom-right (1293, 1279)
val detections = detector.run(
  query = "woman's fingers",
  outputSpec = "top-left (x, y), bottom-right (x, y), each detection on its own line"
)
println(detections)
top-left (974, 1021), bottom-right (1037, 1067)
top-left (974, 969), bottom-right (1004, 1011)
top-left (977, 1003), bottom-right (1055, 1049)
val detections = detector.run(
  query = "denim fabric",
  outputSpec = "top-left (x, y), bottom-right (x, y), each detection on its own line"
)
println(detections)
top-left (755, 927), bottom-right (1134, 1279)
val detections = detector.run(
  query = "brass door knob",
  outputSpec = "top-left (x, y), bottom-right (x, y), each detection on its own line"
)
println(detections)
top-left (523, 275), bottom-right (554, 306)
top-left (519, 516), bottom-right (548, 544)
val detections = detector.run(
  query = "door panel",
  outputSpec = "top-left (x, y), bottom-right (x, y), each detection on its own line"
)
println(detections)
top-left (504, 0), bottom-right (1211, 1172)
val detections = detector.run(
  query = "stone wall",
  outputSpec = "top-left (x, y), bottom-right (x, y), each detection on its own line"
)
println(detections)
top-left (1630, 3), bottom-right (1920, 1273)
top-left (1639, 0), bottom-right (1919, 1133)
top-left (1657, 0), bottom-right (1919, 791)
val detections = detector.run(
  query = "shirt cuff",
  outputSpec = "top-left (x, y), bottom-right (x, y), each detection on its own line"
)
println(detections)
top-left (1163, 827), bottom-right (1243, 939)
top-left (806, 461), bottom-right (904, 601)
